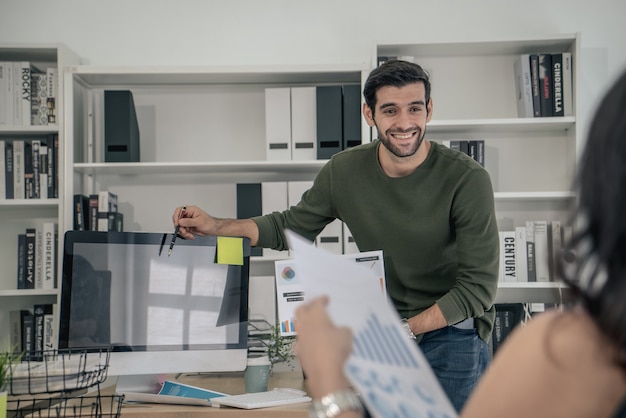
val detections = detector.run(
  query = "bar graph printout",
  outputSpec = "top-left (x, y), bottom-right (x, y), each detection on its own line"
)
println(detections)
top-left (286, 230), bottom-right (457, 418)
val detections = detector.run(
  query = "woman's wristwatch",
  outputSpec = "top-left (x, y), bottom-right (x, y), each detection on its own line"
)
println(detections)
top-left (308, 389), bottom-right (364, 418)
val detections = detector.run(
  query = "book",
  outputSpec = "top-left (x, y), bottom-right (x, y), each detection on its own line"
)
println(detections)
top-left (514, 226), bottom-right (528, 282)
top-left (468, 141), bottom-right (477, 162)
top-left (35, 222), bottom-right (44, 288)
top-left (562, 52), bottom-right (573, 117)
top-left (0, 62), bottom-right (9, 125)
top-left (498, 231), bottom-right (516, 282)
top-left (0, 139), bottom-right (4, 198)
top-left (21, 61), bottom-right (33, 126)
top-left (525, 221), bottom-right (536, 282)
top-left (513, 54), bottom-right (533, 118)
top-left (24, 227), bottom-right (36, 289)
top-left (49, 134), bottom-right (59, 198)
top-left (13, 139), bottom-right (25, 199)
top-left (9, 310), bottom-right (30, 352)
top-left (3, 61), bottom-right (14, 125)
top-left (97, 190), bottom-right (118, 231)
top-left (533, 220), bottom-right (550, 282)
top-left (31, 139), bottom-right (41, 198)
top-left (22, 313), bottom-right (35, 356)
top-left (42, 221), bottom-right (57, 290)
top-left (46, 67), bottom-right (57, 124)
top-left (5, 141), bottom-right (14, 199)
top-left (30, 69), bottom-right (48, 125)
top-left (446, 140), bottom-right (461, 152)
top-left (14, 61), bottom-right (31, 126)
top-left (33, 303), bottom-right (53, 357)
top-left (475, 140), bottom-right (485, 167)
top-left (109, 211), bottom-right (124, 232)
top-left (17, 233), bottom-right (26, 288)
top-left (158, 380), bottom-right (227, 401)
top-left (73, 194), bottom-right (90, 230)
top-left (551, 53), bottom-right (564, 117)
top-left (529, 54), bottom-right (541, 117)
top-left (88, 194), bottom-right (99, 231)
top-left (24, 140), bottom-right (33, 198)
top-left (550, 221), bottom-right (562, 281)
top-left (43, 304), bottom-right (57, 351)
top-left (38, 142), bottom-right (48, 199)
top-left (492, 303), bottom-right (525, 354)
top-left (538, 53), bottom-right (553, 117)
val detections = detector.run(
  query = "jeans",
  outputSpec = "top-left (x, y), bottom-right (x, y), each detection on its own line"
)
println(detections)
top-left (418, 325), bottom-right (490, 412)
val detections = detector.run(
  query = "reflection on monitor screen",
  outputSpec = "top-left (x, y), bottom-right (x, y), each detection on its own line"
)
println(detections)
top-left (59, 231), bottom-right (250, 392)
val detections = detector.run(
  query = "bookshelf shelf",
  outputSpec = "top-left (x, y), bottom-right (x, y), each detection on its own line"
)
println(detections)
top-left (428, 117), bottom-right (575, 134)
top-left (73, 160), bottom-right (325, 180)
top-left (494, 191), bottom-right (576, 201)
top-left (0, 289), bottom-right (58, 297)
top-left (0, 43), bottom-right (81, 350)
top-left (495, 282), bottom-right (571, 304)
top-left (0, 199), bottom-right (60, 208)
top-left (0, 126), bottom-right (59, 135)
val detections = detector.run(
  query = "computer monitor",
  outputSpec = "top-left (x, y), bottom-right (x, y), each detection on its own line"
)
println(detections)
top-left (58, 231), bottom-right (250, 392)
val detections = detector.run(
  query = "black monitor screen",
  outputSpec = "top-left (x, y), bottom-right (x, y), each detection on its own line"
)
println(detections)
top-left (59, 231), bottom-right (250, 352)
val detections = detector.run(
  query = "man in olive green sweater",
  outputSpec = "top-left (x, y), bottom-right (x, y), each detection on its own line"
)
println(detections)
top-left (173, 60), bottom-right (499, 412)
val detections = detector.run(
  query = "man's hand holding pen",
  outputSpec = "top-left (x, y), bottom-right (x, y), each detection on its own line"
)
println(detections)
top-left (171, 205), bottom-right (216, 239)
top-left (171, 205), bottom-right (260, 246)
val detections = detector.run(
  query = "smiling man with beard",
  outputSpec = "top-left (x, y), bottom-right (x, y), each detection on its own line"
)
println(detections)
top-left (173, 60), bottom-right (499, 412)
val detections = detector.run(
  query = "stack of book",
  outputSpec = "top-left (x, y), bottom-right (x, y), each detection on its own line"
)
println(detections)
top-left (0, 61), bottom-right (57, 127)
top-left (514, 52), bottom-right (573, 118)
top-left (1, 136), bottom-right (59, 200)
top-left (498, 220), bottom-right (572, 283)
top-left (73, 191), bottom-right (123, 232)
top-left (16, 221), bottom-right (57, 290)
top-left (9, 303), bottom-right (56, 357)
top-left (442, 140), bottom-right (485, 167)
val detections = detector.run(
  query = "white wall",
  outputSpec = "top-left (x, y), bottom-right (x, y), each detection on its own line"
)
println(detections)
top-left (1, 0), bottom-right (624, 136)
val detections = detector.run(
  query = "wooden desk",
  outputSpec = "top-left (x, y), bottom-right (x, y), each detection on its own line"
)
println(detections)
top-left (117, 372), bottom-right (309, 417)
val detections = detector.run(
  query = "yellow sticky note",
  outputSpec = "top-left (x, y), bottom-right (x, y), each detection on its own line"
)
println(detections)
top-left (217, 236), bottom-right (244, 265)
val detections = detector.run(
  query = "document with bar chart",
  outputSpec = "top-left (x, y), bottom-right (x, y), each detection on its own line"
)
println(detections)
top-left (286, 230), bottom-right (457, 418)
top-left (274, 249), bottom-right (386, 336)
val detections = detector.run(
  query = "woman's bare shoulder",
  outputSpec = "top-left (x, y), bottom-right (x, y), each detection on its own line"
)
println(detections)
top-left (462, 308), bottom-right (626, 418)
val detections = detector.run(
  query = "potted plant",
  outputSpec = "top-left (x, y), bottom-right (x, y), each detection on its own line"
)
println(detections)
top-left (264, 323), bottom-right (296, 373)
top-left (0, 348), bottom-right (21, 418)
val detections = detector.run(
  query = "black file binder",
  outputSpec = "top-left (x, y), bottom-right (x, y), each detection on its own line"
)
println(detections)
top-left (342, 84), bottom-right (362, 150)
top-left (104, 90), bottom-right (140, 162)
top-left (236, 183), bottom-right (263, 256)
top-left (316, 86), bottom-right (343, 159)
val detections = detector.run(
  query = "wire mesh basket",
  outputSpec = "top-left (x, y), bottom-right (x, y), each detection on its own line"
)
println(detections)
top-left (6, 393), bottom-right (124, 418)
top-left (8, 348), bottom-right (111, 395)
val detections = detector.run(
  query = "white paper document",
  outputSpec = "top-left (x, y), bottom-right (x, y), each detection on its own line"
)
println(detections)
top-left (275, 249), bottom-right (386, 336)
top-left (285, 230), bottom-right (457, 418)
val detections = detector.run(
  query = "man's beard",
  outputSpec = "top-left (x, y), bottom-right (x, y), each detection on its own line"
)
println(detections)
top-left (377, 125), bottom-right (426, 158)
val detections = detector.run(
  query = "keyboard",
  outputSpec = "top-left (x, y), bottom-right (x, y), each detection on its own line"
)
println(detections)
top-left (210, 388), bottom-right (312, 409)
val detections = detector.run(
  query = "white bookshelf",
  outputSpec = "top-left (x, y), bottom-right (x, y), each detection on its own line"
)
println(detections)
top-left (63, 64), bottom-right (367, 236)
top-left (0, 43), bottom-right (81, 350)
top-left (375, 34), bottom-right (580, 304)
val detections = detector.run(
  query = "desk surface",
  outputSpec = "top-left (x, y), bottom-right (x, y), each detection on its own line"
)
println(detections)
top-left (117, 372), bottom-right (309, 417)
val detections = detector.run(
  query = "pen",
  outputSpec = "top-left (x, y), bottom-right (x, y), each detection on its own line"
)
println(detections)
top-left (168, 206), bottom-right (187, 256)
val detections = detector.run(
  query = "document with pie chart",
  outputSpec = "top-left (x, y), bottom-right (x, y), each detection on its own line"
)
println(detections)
top-left (274, 248), bottom-right (385, 336)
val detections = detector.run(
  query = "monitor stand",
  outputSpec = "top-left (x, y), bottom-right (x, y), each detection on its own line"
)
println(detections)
top-left (114, 374), bottom-right (167, 394)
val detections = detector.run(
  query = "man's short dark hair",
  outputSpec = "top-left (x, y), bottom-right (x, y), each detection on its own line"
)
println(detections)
top-left (363, 60), bottom-right (431, 116)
